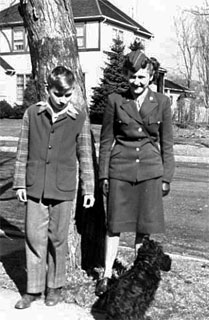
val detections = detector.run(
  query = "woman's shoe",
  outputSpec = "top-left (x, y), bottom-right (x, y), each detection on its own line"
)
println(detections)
top-left (95, 277), bottom-right (110, 296)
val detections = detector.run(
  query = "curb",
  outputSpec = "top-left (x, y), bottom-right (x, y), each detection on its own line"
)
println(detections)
top-left (1, 147), bottom-right (209, 164)
top-left (0, 229), bottom-right (24, 238)
top-left (119, 245), bottom-right (209, 264)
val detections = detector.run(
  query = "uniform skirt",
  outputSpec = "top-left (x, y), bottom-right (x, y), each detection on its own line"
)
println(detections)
top-left (107, 177), bottom-right (165, 234)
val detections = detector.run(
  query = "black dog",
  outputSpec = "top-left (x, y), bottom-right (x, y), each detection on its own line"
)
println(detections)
top-left (96, 236), bottom-right (171, 320)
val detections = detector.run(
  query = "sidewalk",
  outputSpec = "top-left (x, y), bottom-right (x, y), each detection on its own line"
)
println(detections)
top-left (0, 288), bottom-right (105, 320)
top-left (1, 136), bottom-right (209, 163)
top-left (0, 232), bottom-right (105, 320)
top-left (1, 252), bottom-right (209, 320)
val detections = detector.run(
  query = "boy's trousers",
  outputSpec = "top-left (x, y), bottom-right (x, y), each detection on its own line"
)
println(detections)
top-left (25, 197), bottom-right (73, 293)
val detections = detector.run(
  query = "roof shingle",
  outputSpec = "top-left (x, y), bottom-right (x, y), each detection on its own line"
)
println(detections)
top-left (0, 0), bottom-right (152, 37)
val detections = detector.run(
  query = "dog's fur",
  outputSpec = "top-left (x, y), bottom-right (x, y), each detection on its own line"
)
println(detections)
top-left (97, 236), bottom-right (171, 320)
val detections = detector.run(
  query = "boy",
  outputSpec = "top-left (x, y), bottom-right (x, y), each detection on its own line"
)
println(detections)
top-left (13, 66), bottom-right (95, 309)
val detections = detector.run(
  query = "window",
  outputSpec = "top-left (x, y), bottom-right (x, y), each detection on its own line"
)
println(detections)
top-left (75, 22), bottom-right (99, 50)
top-left (76, 24), bottom-right (85, 48)
top-left (112, 28), bottom-right (124, 41)
top-left (16, 74), bottom-right (31, 102)
top-left (13, 28), bottom-right (25, 52)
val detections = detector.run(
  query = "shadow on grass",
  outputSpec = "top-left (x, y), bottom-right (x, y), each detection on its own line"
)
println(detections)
top-left (0, 181), bottom-right (15, 199)
top-left (0, 217), bottom-right (26, 294)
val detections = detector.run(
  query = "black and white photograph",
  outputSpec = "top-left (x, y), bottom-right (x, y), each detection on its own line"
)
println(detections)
top-left (0, 0), bottom-right (209, 319)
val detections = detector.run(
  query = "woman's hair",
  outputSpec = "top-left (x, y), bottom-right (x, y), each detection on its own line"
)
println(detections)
top-left (149, 57), bottom-right (160, 82)
top-left (47, 66), bottom-right (75, 92)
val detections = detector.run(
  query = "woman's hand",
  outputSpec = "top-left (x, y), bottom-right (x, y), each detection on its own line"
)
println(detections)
top-left (99, 179), bottom-right (109, 196)
top-left (16, 189), bottom-right (27, 202)
top-left (162, 182), bottom-right (170, 197)
top-left (83, 194), bottom-right (95, 208)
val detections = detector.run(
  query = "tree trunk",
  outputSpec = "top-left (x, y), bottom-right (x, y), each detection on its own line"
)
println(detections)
top-left (19, 0), bottom-right (84, 100)
top-left (19, 0), bottom-right (105, 271)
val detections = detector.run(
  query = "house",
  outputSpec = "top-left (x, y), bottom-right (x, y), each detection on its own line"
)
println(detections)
top-left (0, 0), bottom-right (153, 106)
top-left (164, 79), bottom-right (195, 122)
top-left (164, 78), bottom-right (208, 123)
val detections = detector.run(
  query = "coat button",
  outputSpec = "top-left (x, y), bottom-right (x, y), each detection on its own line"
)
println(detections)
top-left (48, 145), bottom-right (52, 149)
top-left (138, 128), bottom-right (142, 132)
top-left (136, 147), bottom-right (140, 152)
top-left (136, 159), bottom-right (140, 163)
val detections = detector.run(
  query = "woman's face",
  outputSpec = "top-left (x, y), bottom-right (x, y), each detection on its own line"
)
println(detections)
top-left (128, 67), bottom-right (153, 98)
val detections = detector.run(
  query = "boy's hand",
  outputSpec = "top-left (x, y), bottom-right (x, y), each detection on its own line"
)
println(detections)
top-left (83, 195), bottom-right (95, 208)
top-left (16, 189), bottom-right (27, 202)
top-left (162, 182), bottom-right (170, 197)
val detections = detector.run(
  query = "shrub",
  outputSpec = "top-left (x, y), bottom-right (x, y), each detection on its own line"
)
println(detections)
top-left (23, 79), bottom-right (38, 109)
top-left (0, 100), bottom-right (13, 118)
top-left (10, 104), bottom-right (27, 119)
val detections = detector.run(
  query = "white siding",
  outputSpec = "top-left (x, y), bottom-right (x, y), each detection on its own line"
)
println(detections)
top-left (0, 20), bottom-right (149, 106)
top-left (0, 28), bottom-right (12, 52)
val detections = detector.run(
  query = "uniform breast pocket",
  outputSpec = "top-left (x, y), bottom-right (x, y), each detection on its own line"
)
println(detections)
top-left (148, 115), bottom-right (162, 125)
top-left (147, 115), bottom-right (162, 134)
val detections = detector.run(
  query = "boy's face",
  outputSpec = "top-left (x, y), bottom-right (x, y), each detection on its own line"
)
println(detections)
top-left (48, 86), bottom-right (74, 112)
top-left (128, 67), bottom-right (153, 97)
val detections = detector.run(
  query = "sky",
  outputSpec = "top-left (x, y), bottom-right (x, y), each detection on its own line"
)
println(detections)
top-left (110, 0), bottom-right (206, 76)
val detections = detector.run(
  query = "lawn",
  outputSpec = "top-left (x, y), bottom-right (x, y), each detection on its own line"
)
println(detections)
top-left (1, 119), bottom-right (209, 319)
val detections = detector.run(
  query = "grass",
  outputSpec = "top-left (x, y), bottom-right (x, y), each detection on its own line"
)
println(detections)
top-left (1, 119), bottom-right (209, 319)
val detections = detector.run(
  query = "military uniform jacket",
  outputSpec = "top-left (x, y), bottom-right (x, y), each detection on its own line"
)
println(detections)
top-left (99, 89), bottom-right (175, 183)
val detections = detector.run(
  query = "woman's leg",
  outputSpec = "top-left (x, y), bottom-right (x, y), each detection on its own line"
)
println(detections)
top-left (95, 231), bottom-right (120, 296)
top-left (135, 232), bottom-right (149, 256)
top-left (103, 231), bottom-right (120, 278)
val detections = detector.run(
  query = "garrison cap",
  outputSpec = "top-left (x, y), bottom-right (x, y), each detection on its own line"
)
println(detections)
top-left (124, 49), bottom-right (148, 73)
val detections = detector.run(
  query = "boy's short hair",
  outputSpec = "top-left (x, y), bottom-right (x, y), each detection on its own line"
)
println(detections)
top-left (47, 66), bottom-right (75, 92)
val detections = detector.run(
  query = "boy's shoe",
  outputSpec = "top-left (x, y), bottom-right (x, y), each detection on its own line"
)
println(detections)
top-left (15, 293), bottom-right (41, 309)
top-left (45, 287), bottom-right (63, 306)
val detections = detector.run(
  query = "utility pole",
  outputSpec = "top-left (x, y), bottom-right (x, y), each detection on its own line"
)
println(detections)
top-left (131, 0), bottom-right (140, 23)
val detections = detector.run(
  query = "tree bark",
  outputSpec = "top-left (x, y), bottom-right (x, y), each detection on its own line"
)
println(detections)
top-left (19, 0), bottom-right (84, 100)
top-left (19, 0), bottom-right (105, 271)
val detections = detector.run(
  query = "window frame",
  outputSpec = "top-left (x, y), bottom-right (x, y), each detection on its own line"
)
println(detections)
top-left (16, 74), bottom-right (31, 102)
top-left (112, 27), bottom-right (124, 42)
top-left (12, 27), bottom-right (26, 52)
top-left (75, 23), bottom-right (86, 49)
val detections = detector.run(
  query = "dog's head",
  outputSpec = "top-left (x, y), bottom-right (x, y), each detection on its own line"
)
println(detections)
top-left (135, 236), bottom-right (171, 272)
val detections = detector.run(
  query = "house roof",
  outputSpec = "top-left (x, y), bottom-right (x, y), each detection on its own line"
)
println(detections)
top-left (0, 1), bottom-right (152, 38)
top-left (72, 0), bottom-right (152, 37)
top-left (165, 79), bottom-right (192, 93)
top-left (0, 3), bottom-right (21, 25)
top-left (0, 56), bottom-right (15, 71)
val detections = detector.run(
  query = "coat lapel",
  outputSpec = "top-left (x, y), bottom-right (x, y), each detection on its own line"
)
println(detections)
top-left (120, 98), bottom-right (143, 124)
top-left (140, 89), bottom-right (158, 119)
